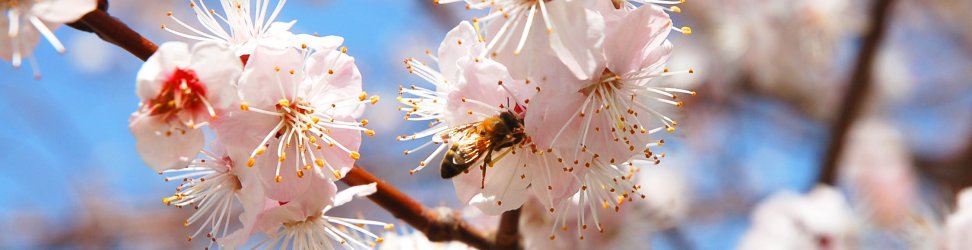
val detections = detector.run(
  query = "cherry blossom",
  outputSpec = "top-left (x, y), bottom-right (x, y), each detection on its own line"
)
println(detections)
top-left (162, 0), bottom-right (329, 56)
top-left (522, 5), bottom-right (692, 230)
top-left (250, 183), bottom-right (391, 249)
top-left (1, 0), bottom-right (96, 77)
top-left (212, 39), bottom-right (373, 204)
top-left (437, 0), bottom-right (605, 80)
top-left (160, 145), bottom-right (243, 248)
top-left (738, 186), bottom-right (859, 250)
top-left (531, 158), bottom-right (688, 244)
top-left (131, 41), bottom-right (242, 172)
top-left (527, 4), bottom-right (691, 161)
top-left (599, 0), bottom-right (690, 35)
top-left (522, 191), bottom-right (667, 249)
top-left (399, 21), bottom-right (574, 215)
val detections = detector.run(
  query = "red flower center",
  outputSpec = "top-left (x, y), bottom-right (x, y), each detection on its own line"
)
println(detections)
top-left (148, 68), bottom-right (210, 120)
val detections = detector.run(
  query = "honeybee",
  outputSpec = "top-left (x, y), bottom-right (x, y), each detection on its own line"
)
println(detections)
top-left (440, 110), bottom-right (526, 188)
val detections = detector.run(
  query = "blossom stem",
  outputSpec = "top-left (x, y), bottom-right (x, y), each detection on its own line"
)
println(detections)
top-left (818, 0), bottom-right (897, 185)
top-left (64, 5), bottom-right (502, 248)
top-left (68, 8), bottom-right (158, 61)
top-left (495, 208), bottom-right (523, 250)
top-left (342, 166), bottom-right (495, 249)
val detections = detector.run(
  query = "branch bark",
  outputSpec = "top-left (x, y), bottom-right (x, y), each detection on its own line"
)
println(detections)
top-left (818, 0), bottom-right (897, 185)
top-left (67, 7), bottom-right (501, 249)
top-left (70, 8), bottom-right (157, 61)
top-left (494, 208), bottom-right (522, 250)
top-left (342, 167), bottom-right (494, 249)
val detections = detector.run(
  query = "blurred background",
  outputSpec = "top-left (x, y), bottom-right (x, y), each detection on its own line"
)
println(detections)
top-left (0, 0), bottom-right (970, 249)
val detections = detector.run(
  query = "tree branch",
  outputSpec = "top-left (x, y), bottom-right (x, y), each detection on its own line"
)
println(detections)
top-left (494, 208), bottom-right (522, 250)
top-left (70, 8), bottom-right (157, 61)
top-left (818, 0), bottom-right (897, 185)
top-left (342, 167), bottom-right (494, 249)
top-left (66, 8), bottom-right (499, 249)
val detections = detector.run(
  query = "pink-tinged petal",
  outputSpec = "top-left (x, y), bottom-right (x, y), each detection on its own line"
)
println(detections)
top-left (331, 183), bottom-right (377, 208)
top-left (251, 146), bottom-right (314, 202)
top-left (253, 175), bottom-right (337, 232)
top-left (488, 10), bottom-right (555, 82)
top-left (635, 40), bottom-right (673, 76)
top-left (313, 115), bottom-right (362, 178)
top-left (544, 0), bottom-right (605, 80)
top-left (526, 70), bottom-right (644, 162)
top-left (460, 57), bottom-right (533, 105)
top-left (135, 42), bottom-right (191, 102)
top-left (246, 137), bottom-right (343, 204)
top-left (238, 43), bottom-right (303, 108)
top-left (444, 57), bottom-right (530, 126)
top-left (591, 0), bottom-right (625, 26)
top-left (523, 82), bottom-right (585, 149)
top-left (210, 108), bottom-right (281, 161)
top-left (604, 5), bottom-right (673, 76)
top-left (30, 0), bottom-right (97, 23)
top-left (129, 114), bottom-right (203, 172)
top-left (221, 164), bottom-right (274, 248)
top-left (189, 41), bottom-right (242, 110)
top-left (529, 153), bottom-right (580, 210)
top-left (304, 47), bottom-right (364, 118)
top-left (436, 21), bottom-right (479, 81)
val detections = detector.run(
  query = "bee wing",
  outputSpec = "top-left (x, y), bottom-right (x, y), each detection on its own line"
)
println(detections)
top-left (446, 124), bottom-right (492, 166)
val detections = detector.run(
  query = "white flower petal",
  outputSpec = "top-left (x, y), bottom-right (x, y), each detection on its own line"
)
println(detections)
top-left (305, 47), bottom-right (364, 118)
top-left (30, 0), bottom-right (97, 23)
top-left (437, 21), bottom-right (479, 82)
top-left (188, 41), bottom-right (242, 110)
top-left (331, 183), bottom-right (377, 208)
top-left (129, 114), bottom-right (204, 172)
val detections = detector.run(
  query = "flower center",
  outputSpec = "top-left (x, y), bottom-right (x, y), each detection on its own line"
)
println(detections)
top-left (245, 97), bottom-right (365, 182)
top-left (580, 68), bottom-right (624, 98)
top-left (148, 68), bottom-right (213, 122)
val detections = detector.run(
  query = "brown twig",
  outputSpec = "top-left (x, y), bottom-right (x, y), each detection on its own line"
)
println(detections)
top-left (66, 7), bottom-right (502, 249)
top-left (70, 8), bottom-right (157, 61)
top-left (494, 208), bottom-right (522, 250)
top-left (342, 167), bottom-right (494, 249)
top-left (818, 0), bottom-right (897, 185)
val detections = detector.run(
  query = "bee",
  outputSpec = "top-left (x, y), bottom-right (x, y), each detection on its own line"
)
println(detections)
top-left (440, 110), bottom-right (526, 188)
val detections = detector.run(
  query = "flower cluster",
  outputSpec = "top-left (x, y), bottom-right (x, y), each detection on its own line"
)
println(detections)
top-left (129, 0), bottom-right (387, 248)
top-left (400, 0), bottom-right (695, 240)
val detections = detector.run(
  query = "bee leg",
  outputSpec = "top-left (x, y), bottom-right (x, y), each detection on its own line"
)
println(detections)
top-left (482, 149), bottom-right (493, 189)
